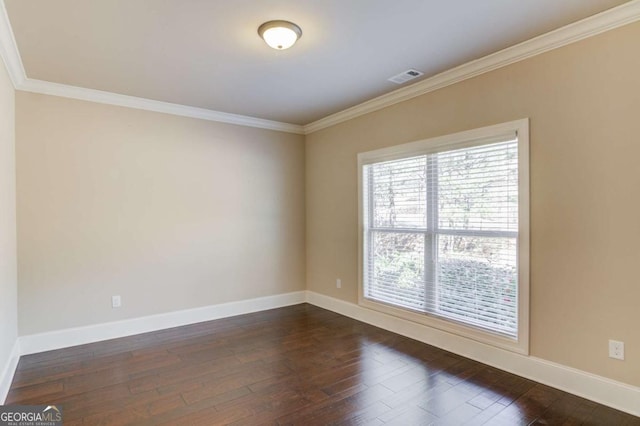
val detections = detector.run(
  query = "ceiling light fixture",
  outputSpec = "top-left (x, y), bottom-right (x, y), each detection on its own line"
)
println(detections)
top-left (258, 20), bottom-right (302, 50)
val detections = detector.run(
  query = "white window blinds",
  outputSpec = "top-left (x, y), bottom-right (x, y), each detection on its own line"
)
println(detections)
top-left (362, 137), bottom-right (519, 338)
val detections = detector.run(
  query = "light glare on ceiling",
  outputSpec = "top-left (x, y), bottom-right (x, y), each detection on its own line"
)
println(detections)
top-left (258, 20), bottom-right (302, 50)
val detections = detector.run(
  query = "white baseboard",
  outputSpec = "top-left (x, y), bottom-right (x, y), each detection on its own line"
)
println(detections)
top-left (305, 291), bottom-right (640, 417)
top-left (19, 291), bottom-right (306, 356)
top-left (8, 290), bottom-right (638, 417)
top-left (0, 339), bottom-right (20, 404)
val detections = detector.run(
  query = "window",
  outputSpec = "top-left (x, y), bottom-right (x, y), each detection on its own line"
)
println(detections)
top-left (358, 120), bottom-right (529, 353)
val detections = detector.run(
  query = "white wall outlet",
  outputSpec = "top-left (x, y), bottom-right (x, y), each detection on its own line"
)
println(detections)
top-left (609, 340), bottom-right (624, 360)
top-left (336, 278), bottom-right (342, 289)
top-left (111, 295), bottom-right (122, 308)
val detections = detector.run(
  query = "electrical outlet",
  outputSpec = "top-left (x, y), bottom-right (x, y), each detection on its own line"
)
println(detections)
top-left (336, 278), bottom-right (342, 289)
top-left (112, 295), bottom-right (122, 308)
top-left (609, 340), bottom-right (624, 360)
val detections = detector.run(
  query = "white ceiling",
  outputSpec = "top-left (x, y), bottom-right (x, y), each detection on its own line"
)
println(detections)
top-left (3, 0), bottom-right (630, 125)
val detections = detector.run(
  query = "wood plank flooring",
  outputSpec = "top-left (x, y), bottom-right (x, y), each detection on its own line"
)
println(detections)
top-left (7, 304), bottom-right (640, 425)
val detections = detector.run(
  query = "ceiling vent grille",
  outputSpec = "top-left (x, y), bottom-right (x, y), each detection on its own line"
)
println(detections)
top-left (388, 69), bottom-right (424, 84)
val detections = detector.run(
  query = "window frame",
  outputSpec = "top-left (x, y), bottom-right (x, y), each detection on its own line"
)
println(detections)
top-left (357, 119), bottom-right (530, 354)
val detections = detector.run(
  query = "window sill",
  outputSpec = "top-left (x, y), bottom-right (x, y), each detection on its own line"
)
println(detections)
top-left (358, 296), bottom-right (529, 355)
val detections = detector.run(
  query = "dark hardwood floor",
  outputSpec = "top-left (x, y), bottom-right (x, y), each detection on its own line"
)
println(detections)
top-left (6, 304), bottom-right (639, 425)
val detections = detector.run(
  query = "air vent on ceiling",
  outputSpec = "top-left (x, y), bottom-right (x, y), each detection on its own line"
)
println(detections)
top-left (388, 69), bottom-right (424, 85)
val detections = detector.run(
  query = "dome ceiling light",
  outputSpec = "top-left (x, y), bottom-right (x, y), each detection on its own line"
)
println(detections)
top-left (258, 20), bottom-right (302, 50)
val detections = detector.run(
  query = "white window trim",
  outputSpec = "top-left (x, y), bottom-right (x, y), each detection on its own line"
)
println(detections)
top-left (357, 119), bottom-right (530, 355)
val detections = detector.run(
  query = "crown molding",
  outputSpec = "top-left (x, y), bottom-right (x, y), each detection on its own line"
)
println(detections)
top-left (18, 78), bottom-right (305, 134)
top-left (0, 0), bottom-right (24, 87)
top-left (2, 0), bottom-right (639, 135)
top-left (0, 1), bottom-right (304, 135)
top-left (303, 0), bottom-right (640, 134)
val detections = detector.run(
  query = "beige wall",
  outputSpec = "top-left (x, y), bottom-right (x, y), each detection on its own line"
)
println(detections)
top-left (0, 60), bottom-right (17, 371)
top-left (9, 15), bottom-right (639, 392)
top-left (16, 93), bottom-right (305, 335)
top-left (306, 22), bottom-right (640, 386)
